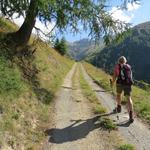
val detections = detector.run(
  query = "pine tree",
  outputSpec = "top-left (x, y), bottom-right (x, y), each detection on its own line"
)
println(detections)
top-left (59, 37), bottom-right (67, 55)
top-left (54, 37), bottom-right (67, 55)
top-left (54, 38), bottom-right (60, 51)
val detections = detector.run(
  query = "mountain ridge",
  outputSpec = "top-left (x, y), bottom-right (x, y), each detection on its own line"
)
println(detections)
top-left (88, 21), bottom-right (150, 83)
top-left (67, 38), bottom-right (104, 60)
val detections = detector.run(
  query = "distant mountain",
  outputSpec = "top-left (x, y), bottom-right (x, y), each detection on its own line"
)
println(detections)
top-left (67, 38), bottom-right (104, 60)
top-left (88, 21), bottom-right (150, 83)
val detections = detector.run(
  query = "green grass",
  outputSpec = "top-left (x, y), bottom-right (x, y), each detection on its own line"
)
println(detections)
top-left (94, 105), bottom-right (107, 114)
top-left (99, 117), bottom-right (117, 131)
top-left (118, 144), bottom-right (135, 150)
top-left (0, 57), bottom-right (26, 98)
top-left (82, 62), bottom-right (112, 91)
top-left (83, 62), bottom-right (150, 125)
top-left (0, 17), bottom-right (74, 149)
top-left (78, 64), bottom-right (106, 114)
top-left (0, 17), bottom-right (17, 32)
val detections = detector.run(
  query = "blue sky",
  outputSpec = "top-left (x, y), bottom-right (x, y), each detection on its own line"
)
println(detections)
top-left (131, 0), bottom-right (150, 25)
top-left (13, 0), bottom-right (150, 42)
top-left (62, 0), bottom-right (150, 42)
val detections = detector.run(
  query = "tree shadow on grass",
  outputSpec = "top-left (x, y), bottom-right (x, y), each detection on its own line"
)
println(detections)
top-left (16, 45), bottom-right (54, 104)
top-left (0, 36), bottom-right (54, 104)
top-left (33, 87), bottom-right (54, 104)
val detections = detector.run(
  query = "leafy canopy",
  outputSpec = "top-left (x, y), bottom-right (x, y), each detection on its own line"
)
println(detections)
top-left (0, 0), bottom-right (140, 43)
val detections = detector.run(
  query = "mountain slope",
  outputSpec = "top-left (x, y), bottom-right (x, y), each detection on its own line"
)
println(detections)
top-left (88, 21), bottom-right (150, 83)
top-left (67, 38), bottom-right (104, 60)
top-left (0, 17), bottom-right (73, 149)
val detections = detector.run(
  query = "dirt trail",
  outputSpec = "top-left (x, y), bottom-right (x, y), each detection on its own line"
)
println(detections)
top-left (43, 64), bottom-right (118, 150)
top-left (81, 64), bottom-right (150, 150)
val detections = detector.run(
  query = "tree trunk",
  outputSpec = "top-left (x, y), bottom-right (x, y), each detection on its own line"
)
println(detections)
top-left (11, 0), bottom-right (38, 46)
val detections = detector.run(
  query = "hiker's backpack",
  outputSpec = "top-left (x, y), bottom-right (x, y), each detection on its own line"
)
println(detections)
top-left (117, 64), bottom-right (134, 85)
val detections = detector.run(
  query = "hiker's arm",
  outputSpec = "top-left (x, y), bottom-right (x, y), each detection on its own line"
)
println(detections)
top-left (112, 73), bottom-right (117, 83)
top-left (111, 65), bottom-right (119, 86)
top-left (110, 74), bottom-right (116, 87)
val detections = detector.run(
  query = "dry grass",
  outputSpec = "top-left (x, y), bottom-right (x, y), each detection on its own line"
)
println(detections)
top-left (0, 17), bottom-right (74, 149)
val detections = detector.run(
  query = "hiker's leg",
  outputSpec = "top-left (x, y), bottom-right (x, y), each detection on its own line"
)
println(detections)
top-left (124, 85), bottom-right (133, 112)
top-left (116, 84), bottom-right (123, 112)
top-left (115, 93), bottom-right (122, 112)
top-left (126, 96), bottom-right (133, 112)
top-left (116, 93), bottom-right (122, 105)
top-left (116, 84), bottom-right (123, 105)
top-left (124, 86), bottom-right (134, 122)
top-left (126, 96), bottom-right (134, 122)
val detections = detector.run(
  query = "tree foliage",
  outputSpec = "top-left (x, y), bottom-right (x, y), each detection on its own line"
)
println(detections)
top-left (0, 0), bottom-right (140, 45)
top-left (54, 37), bottom-right (67, 55)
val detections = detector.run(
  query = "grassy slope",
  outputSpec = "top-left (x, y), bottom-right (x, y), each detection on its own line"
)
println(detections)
top-left (83, 62), bottom-right (150, 125)
top-left (0, 17), bottom-right (74, 149)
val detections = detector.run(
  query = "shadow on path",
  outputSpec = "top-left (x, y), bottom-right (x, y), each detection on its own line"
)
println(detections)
top-left (45, 112), bottom-right (117, 144)
top-left (117, 120), bottom-right (133, 127)
top-left (45, 116), bottom-right (102, 144)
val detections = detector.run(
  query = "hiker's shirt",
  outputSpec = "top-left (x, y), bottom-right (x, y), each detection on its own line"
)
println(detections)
top-left (114, 64), bottom-right (120, 77)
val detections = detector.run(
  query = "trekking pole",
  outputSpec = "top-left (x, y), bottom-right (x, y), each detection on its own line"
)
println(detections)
top-left (109, 79), bottom-right (114, 94)
top-left (110, 79), bottom-right (117, 96)
top-left (110, 79), bottom-right (119, 120)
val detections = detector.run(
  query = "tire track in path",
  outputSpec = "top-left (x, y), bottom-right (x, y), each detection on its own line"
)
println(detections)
top-left (43, 63), bottom-right (120, 150)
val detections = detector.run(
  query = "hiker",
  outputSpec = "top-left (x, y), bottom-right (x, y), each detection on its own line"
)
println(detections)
top-left (111, 56), bottom-right (134, 122)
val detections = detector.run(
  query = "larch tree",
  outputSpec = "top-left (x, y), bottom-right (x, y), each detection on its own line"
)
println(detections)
top-left (0, 0), bottom-right (140, 46)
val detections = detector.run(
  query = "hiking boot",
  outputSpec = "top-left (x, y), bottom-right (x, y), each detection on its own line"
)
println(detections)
top-left (129, 111), bottom-right (134, 123)
top-left (113, 105), bottom-right (121, 113)
top-left (117, 105), bottom-right (122, 113)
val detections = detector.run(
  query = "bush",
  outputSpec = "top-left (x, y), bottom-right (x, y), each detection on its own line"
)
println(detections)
top-left (99, 117), bottom-right (117, 130)
top-left (118, 144), bottom-right (135, 150)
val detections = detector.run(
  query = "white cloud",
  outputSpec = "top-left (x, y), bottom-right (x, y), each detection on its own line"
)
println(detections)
top-left (110, 7), bottom-right (133, 23)
top-left (127, 2), bottom-right (141, 11)
top-left (11, 14), bottom-right (24, 26)
top-left (33, 19), bottom-right (55, 41)
top-left (110, 2), bottom-right (140, 23)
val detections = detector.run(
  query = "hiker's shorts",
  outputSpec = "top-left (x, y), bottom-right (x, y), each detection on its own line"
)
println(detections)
top-left (116, 84), bottom-right (132, 96)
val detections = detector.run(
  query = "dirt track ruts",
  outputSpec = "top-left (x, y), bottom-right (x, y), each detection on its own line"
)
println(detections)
top-left (43, 63), bottom-right (150, 150)
top-left (43, 63), bottom-right (119, 150)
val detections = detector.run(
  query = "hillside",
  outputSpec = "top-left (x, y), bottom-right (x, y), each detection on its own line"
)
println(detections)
top-left (67, 38), bottom-right (104, 60)
top-left (88, 21), bottom-right (150, 83)
top-left (0, 17), bottom-right (73, 149)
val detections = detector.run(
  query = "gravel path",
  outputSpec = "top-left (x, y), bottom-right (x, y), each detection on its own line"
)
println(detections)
top-left (43, 64), bottom-right (119, 150)
top-left (42, 63), bottom-right (150, 150)
top-left (81, 64), bottom-right (150, 150)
